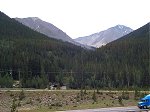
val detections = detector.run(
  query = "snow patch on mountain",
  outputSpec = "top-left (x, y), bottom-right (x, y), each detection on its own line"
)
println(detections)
top-left (75, 25), bottom-right (133, 48)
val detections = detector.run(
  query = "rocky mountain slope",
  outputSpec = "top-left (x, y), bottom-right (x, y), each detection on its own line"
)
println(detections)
top-left (15, 17), bottom-right (75, 43)
top-left (75, 25), bottom-right (133, 48)
top-left (15, 17), bottom-right (92, 49)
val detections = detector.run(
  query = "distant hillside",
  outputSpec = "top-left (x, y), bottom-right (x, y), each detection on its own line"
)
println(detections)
top-left (0, 11), bottom-right (149, 89)
top-left (15, 17), bottom-right (92, 49)
top-left (94, 22), bottom-right (150, 87)
top-left (75, 25), bottom-right (133, 47)
top-left (0, 11), bottom-right (85, 88)
top-left (15, 17), bottom-right (74, 42)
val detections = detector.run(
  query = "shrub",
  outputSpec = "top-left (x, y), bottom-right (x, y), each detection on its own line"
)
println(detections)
top-left (19, 90), bottom-right (25, 100)
top-left (17, 101), bottom-right (21, 107)
top-left (118, 96), bottom-right (123, 106)
top-left (84, 89), bottom-right (87, 94)
top-left (49, 104), bottom-right (52, 109)
top-left (56, 102), bottom-right (62, 107)
top-left (122, 91), bottom-right (129, 100)
top-left (26, 98), bottom-right (33, 105)
top-left (10, 92), bottom-right (14, 97)
top-left (92, 91), bottom-right (97, 103)
top-left (134, 89), bottom-right (141, 100)
top-left (80, 89), bottom-right (84, 100)
top-left (11, 98), bottom-right (17, 112)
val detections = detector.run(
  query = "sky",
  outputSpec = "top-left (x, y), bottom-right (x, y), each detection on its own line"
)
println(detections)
top-left (0, 0), bottom-right (150, 39)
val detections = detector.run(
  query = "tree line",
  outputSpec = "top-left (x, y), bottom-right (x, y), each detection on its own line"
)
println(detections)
top-left (0, 11), bottom-right (149, 89)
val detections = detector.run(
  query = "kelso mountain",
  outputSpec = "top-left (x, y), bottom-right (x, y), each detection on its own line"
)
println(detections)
top-left (0, 11), bottom-right (149, 89)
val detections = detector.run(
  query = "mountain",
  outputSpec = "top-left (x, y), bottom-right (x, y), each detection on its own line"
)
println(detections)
top-left (0, 11), bottom-right (149, 89)
top-left (94, 22), bottom-right (150, 87)
top-left (75, 25), bottom-right (133, 47)
top-left (15, 17), bottom-right (92, 49)
top-left (0, 11), bottom-right (85, 88)
top-left (15, 17), bottom-right (74, 43)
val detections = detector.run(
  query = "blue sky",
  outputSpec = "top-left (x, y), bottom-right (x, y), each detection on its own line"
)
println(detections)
top-left (0, 0), bottom-right (150, 39)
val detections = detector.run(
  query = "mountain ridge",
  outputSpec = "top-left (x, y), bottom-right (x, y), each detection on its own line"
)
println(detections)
top-left (75, 25), bottom-right (133, 47)
top-left (15, 17), bottom-right (74, 42)
top-left (15, 17), bottom-right (93, 49)
top-left (0, 11), bottom-right (149, 88)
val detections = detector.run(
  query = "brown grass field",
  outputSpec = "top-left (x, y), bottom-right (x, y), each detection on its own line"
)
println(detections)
top-left (0, 89), bottom-right (149, 112)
